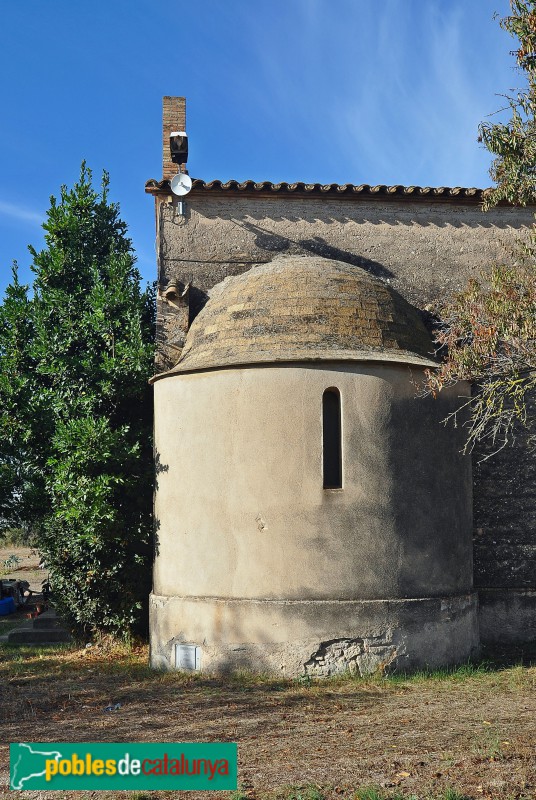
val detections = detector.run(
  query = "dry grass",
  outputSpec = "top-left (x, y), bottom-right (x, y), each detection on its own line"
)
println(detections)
top-left (1, 638), bottom-right (536, 800)
top-left (1, 548), bottom-right (535, 799)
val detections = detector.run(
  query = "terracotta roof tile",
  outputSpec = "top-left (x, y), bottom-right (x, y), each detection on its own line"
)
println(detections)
top-left (145, 177), bottom-right (486, 203)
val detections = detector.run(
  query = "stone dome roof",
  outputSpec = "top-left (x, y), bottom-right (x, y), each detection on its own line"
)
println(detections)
top-left (155, 256), bottom-right (438, 378)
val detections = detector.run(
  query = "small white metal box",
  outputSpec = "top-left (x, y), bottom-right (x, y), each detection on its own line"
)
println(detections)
top-left (175, 643), bottom-right (201, 671)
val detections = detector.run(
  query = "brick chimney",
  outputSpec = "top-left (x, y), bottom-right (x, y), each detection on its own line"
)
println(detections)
top-left (162, 96), bottom-right (186, 180)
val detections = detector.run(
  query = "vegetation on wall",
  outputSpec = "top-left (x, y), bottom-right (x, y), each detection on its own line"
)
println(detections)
top-left (0, 164), bottom-right (155, 635)
top-left (424, 0), bottom-right (536, 453)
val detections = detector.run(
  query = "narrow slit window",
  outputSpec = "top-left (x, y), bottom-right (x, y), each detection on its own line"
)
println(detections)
top-left (322, 388), bottom-right (342, 488)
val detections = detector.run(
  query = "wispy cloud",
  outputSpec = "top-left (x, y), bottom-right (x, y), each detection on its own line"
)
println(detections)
top-left (152, 0), bottom-right (511, 188)
top-left (333, 0), bottom-right (502, 187)
top-left (0, 199), bottom-right (43, 226)
top-left (227, 0), bottom-right (507, 187)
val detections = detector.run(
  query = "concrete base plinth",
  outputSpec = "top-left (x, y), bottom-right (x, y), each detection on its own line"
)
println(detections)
top-left (149, 592), bottom-right (479, 677)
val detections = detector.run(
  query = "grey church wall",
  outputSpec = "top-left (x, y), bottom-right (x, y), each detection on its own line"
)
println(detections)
top-left (156, 193), bottom-right (532, 308)
top-left (150, 186), bottom-right (536, 651)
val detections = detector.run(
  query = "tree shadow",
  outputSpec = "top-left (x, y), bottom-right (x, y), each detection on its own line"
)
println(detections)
top-left (240, 221), bottom-right (394, 280)
top-left (153, 449), bottom-right (169, 560)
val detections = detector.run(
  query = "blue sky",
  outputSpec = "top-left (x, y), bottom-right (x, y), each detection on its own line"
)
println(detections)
top-left (0, 0), bottom-right (516, 296)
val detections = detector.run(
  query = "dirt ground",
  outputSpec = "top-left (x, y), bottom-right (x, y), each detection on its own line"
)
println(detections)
top-left (1, 641), bottom-right (536, 800)
top-left (1, 548), bottom-right (535, 800)
top-left (0, 546), bottom-right (46, 593)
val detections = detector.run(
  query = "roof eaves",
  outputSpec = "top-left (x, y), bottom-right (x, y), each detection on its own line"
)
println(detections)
top-left (145, 177), bottom-right (487, 203)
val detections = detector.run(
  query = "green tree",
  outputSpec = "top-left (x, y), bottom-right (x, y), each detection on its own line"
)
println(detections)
top-left (0, 164), bottom-right (155, 635)
top-left (0, 264), bottom-right (43, 529)
top-left (479, 0), bottom-right (536, 208)
top-left (424, 0), bottom-right (536, 454)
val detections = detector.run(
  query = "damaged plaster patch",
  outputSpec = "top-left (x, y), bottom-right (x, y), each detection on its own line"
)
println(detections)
top-left (256, 514), bottom-right (267, 532)
top-left (150, 595), bottom-right (172, 609)
top-left (304, 635), bottom-right (398, 677)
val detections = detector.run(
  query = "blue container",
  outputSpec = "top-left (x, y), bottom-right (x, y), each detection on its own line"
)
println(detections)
top-left (0, 597), bottom-right (15, 615)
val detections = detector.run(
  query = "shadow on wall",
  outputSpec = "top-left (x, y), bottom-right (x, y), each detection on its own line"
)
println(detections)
top-left (161, 220), bottom-right (396, 321)
top-left (383, 389), bottom-right (474, 598)
top-left (188, 286), bottom-right (210, 325)
top-left (192, 199), bottom-right (532, 230)
top-left (240, 221), bottom-right (394, 280)
top-left (153, 449), bottom-right (169, 559)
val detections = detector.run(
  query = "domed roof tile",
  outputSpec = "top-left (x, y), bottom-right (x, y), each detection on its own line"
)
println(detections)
top-left (154, 256), bottom-right (437, 378)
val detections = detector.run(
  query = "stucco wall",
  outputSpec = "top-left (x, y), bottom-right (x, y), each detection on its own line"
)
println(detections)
top-left (152, 191), bottom-right (536, 647)
top-left (151, 361), bottom-right (476, 673)
top-left (157, 193), bottom-right (532, 309)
